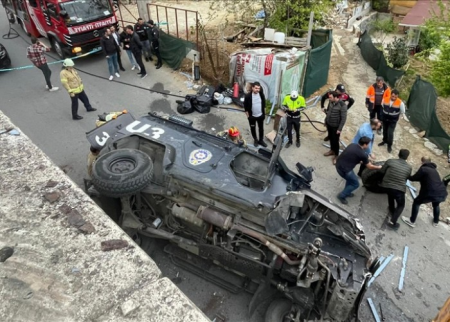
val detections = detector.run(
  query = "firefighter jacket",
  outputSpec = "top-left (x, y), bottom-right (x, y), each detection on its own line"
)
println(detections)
top-left (60, 68), bottom-right (84, 95)
top-left (366, 83), bottom-right (390, 110)
top-left (382, 97), bottom-right (404, 122)
top-left (282, 95), bottom-right (306, 118)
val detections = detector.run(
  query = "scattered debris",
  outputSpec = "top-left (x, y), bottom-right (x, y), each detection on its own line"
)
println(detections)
top-left (368, 254), bottom-right (394, 287)
top-left (0, 246), bottom-right (14, 262)
top-left (398, 246), bottom-right (409, 292)
top-left (67, 209), bottom-right (86, 227)
top-left (43, 190), bottom-right (61, 203)
top-left (367, 298), bottom-right (381, 322)
top-left (101, 239), bottom-right (129, 251)
top-left (23, 291), bottom-right (33, 299)
top-left (9, 129), bottom-right (20, 136)
top-left (78, 222), bottom-right (96, 234)
top-left (59, 203), bottom-right (72, 214)
top-left (120, 298), bottom-right (140, 317)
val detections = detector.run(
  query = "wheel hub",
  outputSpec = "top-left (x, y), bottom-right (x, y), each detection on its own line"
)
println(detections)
top-left (110, 158), bottom-right (136, 173)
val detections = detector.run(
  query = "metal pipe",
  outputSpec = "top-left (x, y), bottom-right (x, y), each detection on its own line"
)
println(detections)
top-left (367, 298), bottom-right (381, 322)
top-left (141, 226), bottom-right (197, 246)
top-left (368, 254), bottom-right (394, 287)
top-left (318, 259), bottom-right (331, 320)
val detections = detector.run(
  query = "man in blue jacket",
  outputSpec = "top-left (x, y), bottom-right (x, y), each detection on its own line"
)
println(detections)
top-left (352, 118), bottom-right (381, 160)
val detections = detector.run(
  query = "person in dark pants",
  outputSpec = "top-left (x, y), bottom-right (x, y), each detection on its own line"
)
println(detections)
top-left (134, 18), bottom-right (152, 61)
top-left (244, 82), bottom-right (267, 147)
top-left (60, 59), bottom-right (96, 120)
top-left (110, 25), bottom-right (125, 71)
top-left (335, 137), bottom-right (382, 204)
top-left (379, 149), bottom-right (412, 230)
top-left (321, 84), bottom-right (354, 141)
top-left (366, 76), bottom-right (391, 135)
top-left (148, 20), bottom-right (162, 69)
top-left (402, 156), bottom-right (448, 228)
top-left (281, 90), bottom-right (306, 148)
top-left (26, 36), bottom-right (59, 92)
top-left (378, 89), bottom-right (406, 154)
top-left (323, 91), bottom-right (347, 165)
top-left (125, 25), bottom-right (147, 79)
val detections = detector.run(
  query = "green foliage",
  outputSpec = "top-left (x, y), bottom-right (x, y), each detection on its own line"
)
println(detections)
top-left (369, 17), bottom-right (395, 45)
top-left (268, 0), bottom-right (334, 33)
top-left (386, 37), bottom-right (409, 68)
top-left (417, 0), bottom-right (450, 53)
top-left (372, 0), bottom-right (390, 13)
top-left (430, 41), bottom-right (450, 97)
top-left (265, 100), bottom-right (274, 115)
top-left (418, 26), bottom-right (442, 52)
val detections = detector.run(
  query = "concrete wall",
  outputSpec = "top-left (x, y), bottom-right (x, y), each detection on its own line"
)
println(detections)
top-left (0, 111), bottom-right (210, 322)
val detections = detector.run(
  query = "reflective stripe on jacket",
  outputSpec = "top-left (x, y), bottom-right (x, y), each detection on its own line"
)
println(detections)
top-left (282, 95), bottom-right (306, 118)
top-left (382, 97), bottom-right (402, 122)
top-left (60, 68), bottom-right (84, 94)
top-left (366, 83), bottom-right (390, 109)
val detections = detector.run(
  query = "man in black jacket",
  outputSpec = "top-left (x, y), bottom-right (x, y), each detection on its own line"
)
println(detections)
top-left (321, 84), bottom-right (354, 141)
top-left (100, 27), bottom-right (121, 81)
top-left (148, 20), bottom-right (162, 69)
top-left (323, 91), bottom-right (347, 164)
top-left (125, 25), bottom-right (147, 79)
top-left (402, 156), bottom-right (448, 228)
top-left (134, 18), bottom-right (152, 62)
top-left (244, 82), bottom-right (267, 147)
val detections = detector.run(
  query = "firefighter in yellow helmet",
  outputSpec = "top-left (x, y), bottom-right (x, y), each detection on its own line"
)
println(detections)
top-left (217, 126), bottom-right (247, 147)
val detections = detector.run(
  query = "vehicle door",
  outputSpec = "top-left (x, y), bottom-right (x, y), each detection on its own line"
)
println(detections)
top-left (21, 0), bottom-right (42, 36)
top-left (42, 0), bottom-right (64, 36)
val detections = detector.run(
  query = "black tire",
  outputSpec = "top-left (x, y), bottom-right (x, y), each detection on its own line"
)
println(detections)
top-left (51, 37), bottom-right (65, 60)
top-left (361, 161), bottom-right (385, 193)
top-left (265, 298), bottom-right (297, 322)
top-left (92, 149), bottom-right (153, 198)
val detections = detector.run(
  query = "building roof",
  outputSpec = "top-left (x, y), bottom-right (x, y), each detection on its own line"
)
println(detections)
top-left (399, 0), bottom-right (447, 27)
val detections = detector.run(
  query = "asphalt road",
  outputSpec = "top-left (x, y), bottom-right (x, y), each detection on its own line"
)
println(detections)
top-left (1, 10), bottom-right (450, 322)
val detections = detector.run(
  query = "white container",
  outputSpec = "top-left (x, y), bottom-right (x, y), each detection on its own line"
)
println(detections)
top-left (264, 28), bottom-right (275, 41)
top-left (273, 32), bottom-right (285, 44)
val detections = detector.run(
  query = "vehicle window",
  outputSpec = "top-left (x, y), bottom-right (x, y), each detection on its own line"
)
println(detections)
top-left (45, 1), bottom-right (58, 19)
top-left (28, 0), bottom-right (38, 7)
top-left (59, 0), bottom-right (113, 26)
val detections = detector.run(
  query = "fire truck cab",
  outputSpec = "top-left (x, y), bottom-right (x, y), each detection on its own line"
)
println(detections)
top-left (2, 0), bottom-right (117, 58)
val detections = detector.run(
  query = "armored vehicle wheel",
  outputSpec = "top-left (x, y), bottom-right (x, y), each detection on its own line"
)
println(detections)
top-left (92, 149), bottom-right (153, 198)
top-left (265, 299), bottom-right (299, 322)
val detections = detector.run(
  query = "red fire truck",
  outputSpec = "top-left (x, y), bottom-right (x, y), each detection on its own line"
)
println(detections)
top-left (2, 0), bottom-right (118, 58)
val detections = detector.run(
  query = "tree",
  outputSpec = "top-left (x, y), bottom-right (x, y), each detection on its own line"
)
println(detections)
top-left (418, 0), bottom-right (450, 53)
top-left (386, 37), bottom-right (409, 68)
top-left (430, 41), bottom-right (450, 97)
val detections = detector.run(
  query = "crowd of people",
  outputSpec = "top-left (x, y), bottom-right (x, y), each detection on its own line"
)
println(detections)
top-left (26, 19), bottom-right (162, 120)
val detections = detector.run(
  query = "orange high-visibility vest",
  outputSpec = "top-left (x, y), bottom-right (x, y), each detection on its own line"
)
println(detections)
top-left (382, 97), bottom-right (403, 121)
top-left (366, 84), bottom-right (391, 106)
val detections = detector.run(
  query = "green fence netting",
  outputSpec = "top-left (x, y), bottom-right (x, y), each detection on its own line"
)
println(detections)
top-left (302, 30), bottom-right (332, 98)
top-left (159, 30), bottom-right (196, 70)
top-left (357, 31), bottom-right (404, 86)
top-left (406, 76), bottom-right (450, 153)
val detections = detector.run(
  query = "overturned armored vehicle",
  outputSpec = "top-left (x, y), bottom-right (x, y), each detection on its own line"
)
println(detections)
top-left (86, 113), bottom-right (377, 322)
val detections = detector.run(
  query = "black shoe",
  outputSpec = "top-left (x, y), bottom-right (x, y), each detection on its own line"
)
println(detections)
top-left (259, 140), bottom-right (268, 148)
top-left (254, 140), bottom-right (259, 147)
top-left (387, 221), bottom-right (400, 230)
top-left (324, 136), bottom-right (330, 142)
top-left (156, 64), bottom-right (162, 69)
top-left (337, 195), bottom-right (348, 205)
top-left (140, 73), bottom-right (148, 79)
top-left (86, 108), bottom-right (97, 112)
top-left (387, 146), bottom-right (392, 153)
top-left (137, 72), bottom-right (143, 75)
top-left (145, 57), bottom-right (149, 62)
top-left (73, 115), bottom-right (83, 120)
top-left (285, 142), bottom-right (292, 148)
top-left (120, 67), bottom-right (126, 71)
top-left (296, 140), bottom-right (300, 148)
top-left (378, 141), bottom-right (386, 146)
top-left (148, 56), bottom-right (153, 61)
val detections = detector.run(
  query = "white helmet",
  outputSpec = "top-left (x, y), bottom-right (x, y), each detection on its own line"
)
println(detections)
top-left (63, 58), bottom-right (75, 67)
top-left (290, 90), bottom-right (299, 99)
